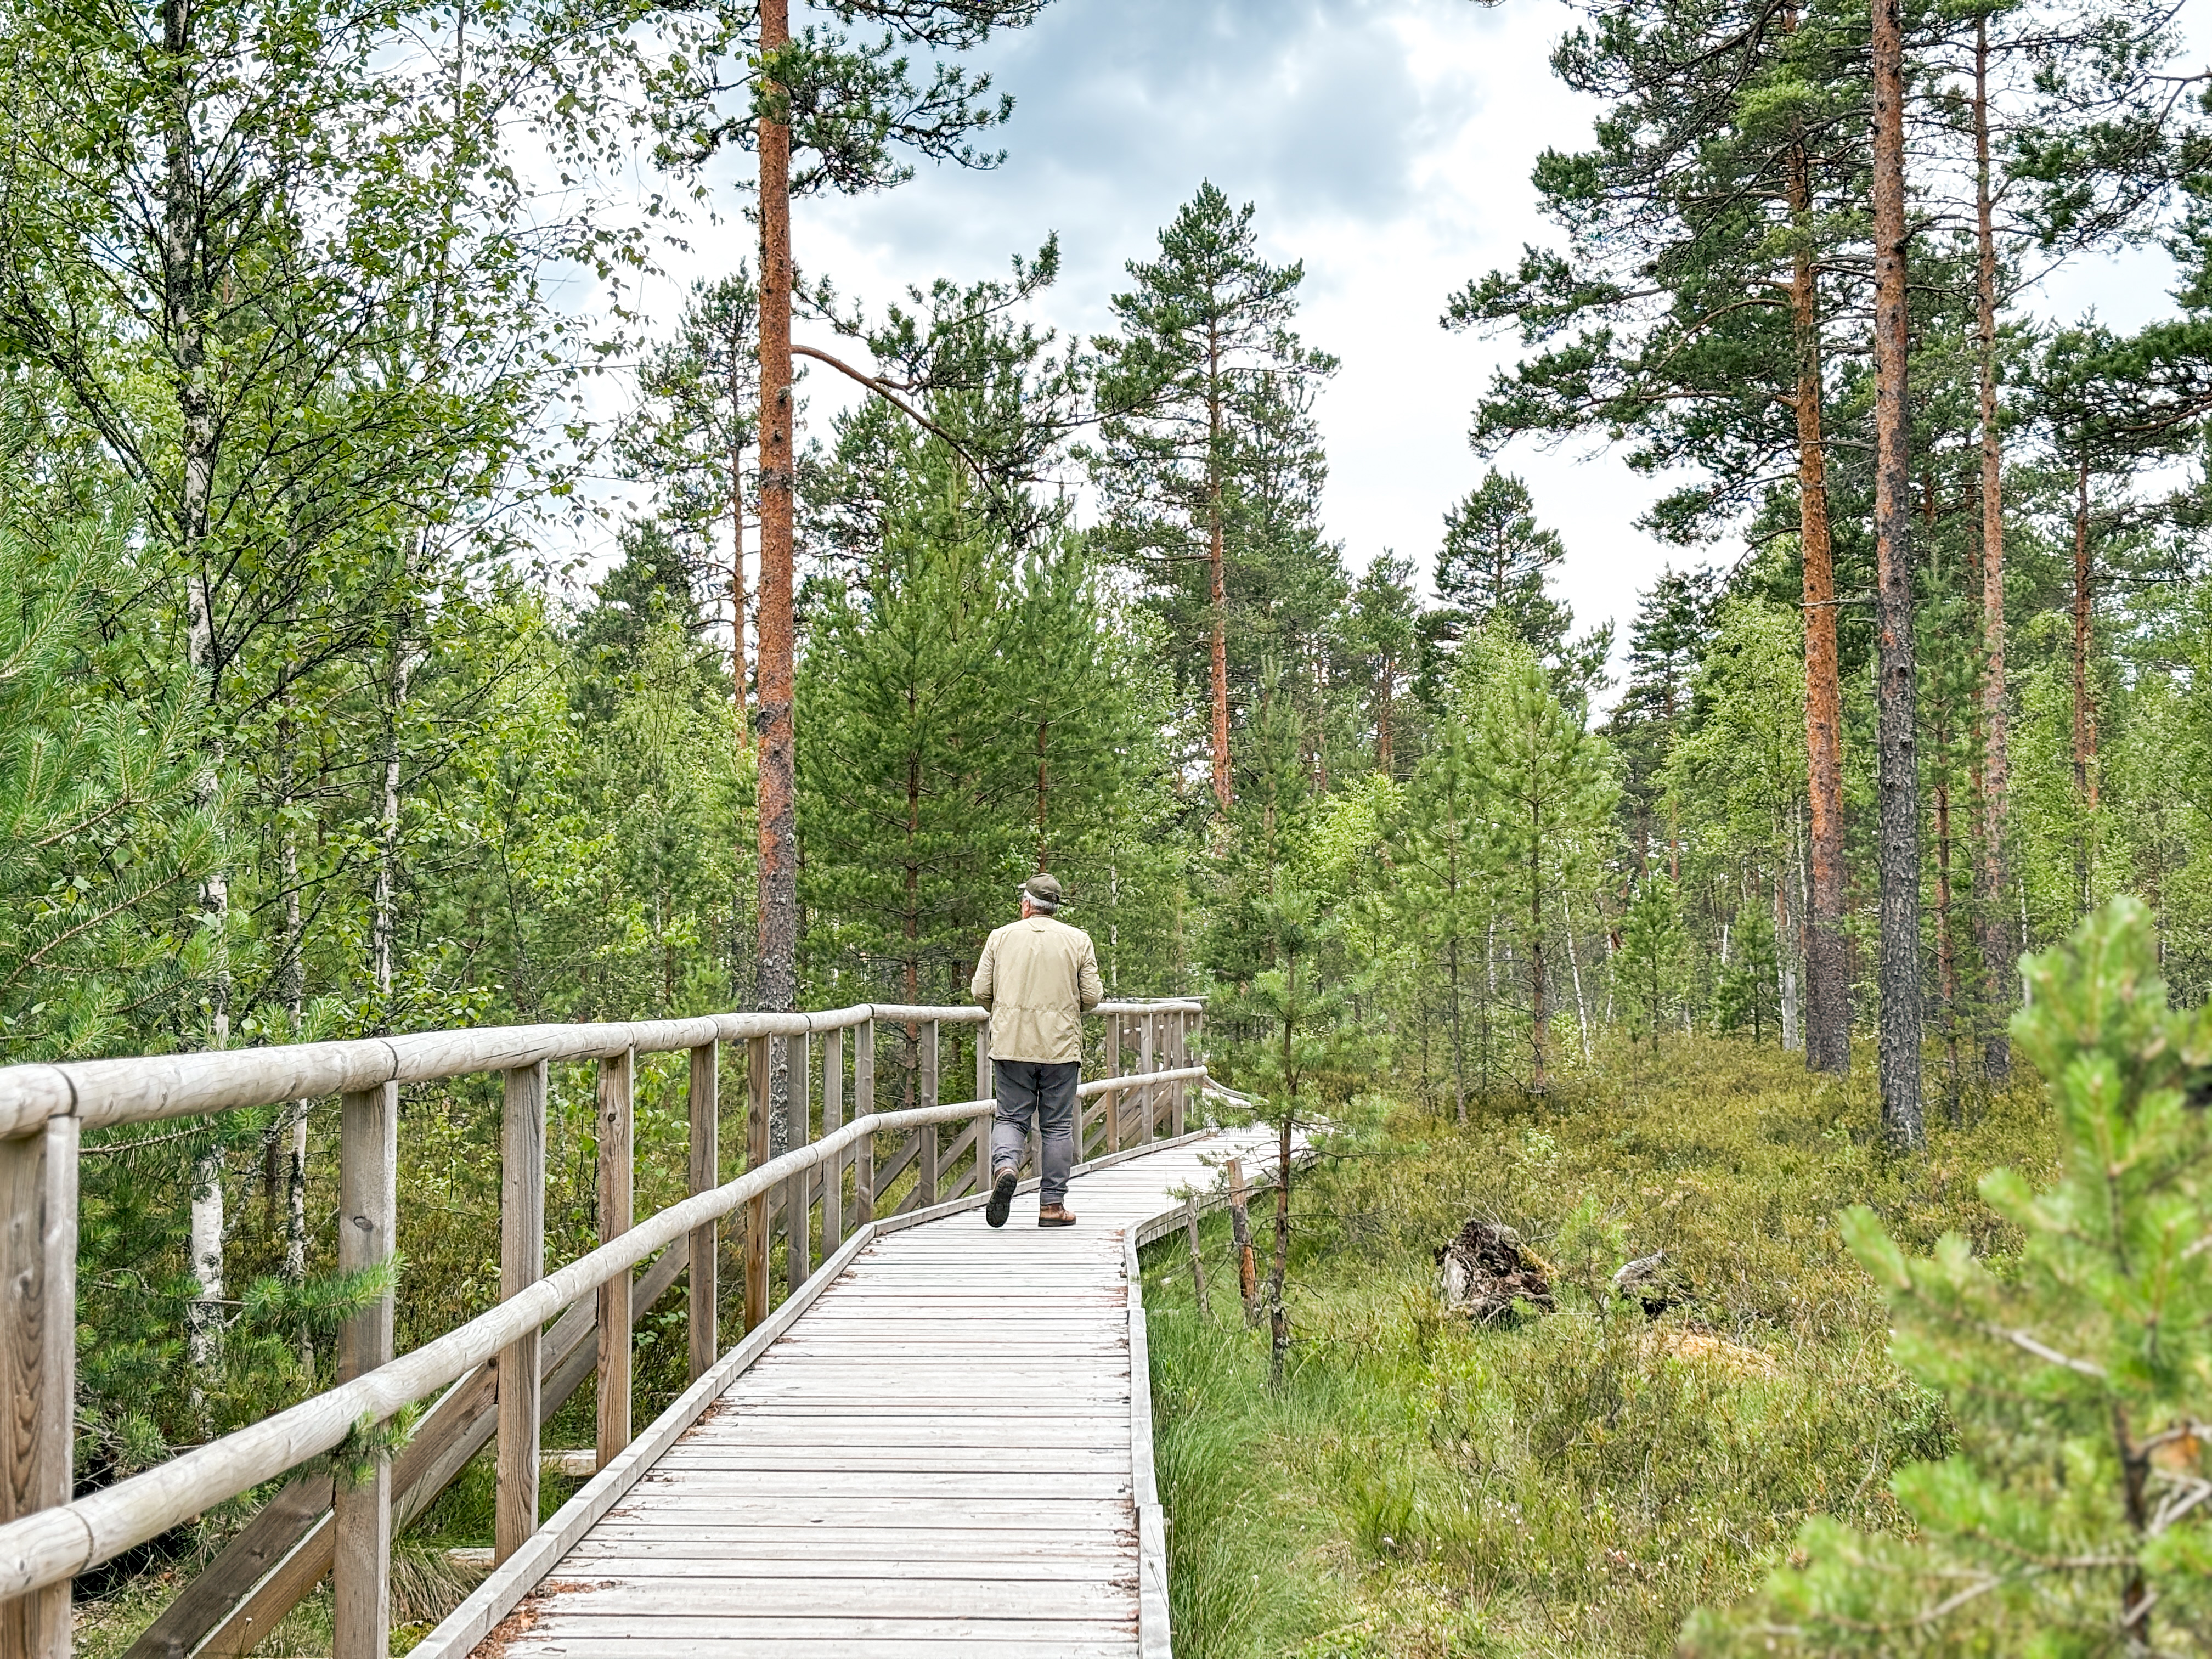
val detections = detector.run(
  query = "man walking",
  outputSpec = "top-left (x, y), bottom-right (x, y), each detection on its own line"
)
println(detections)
top-left (973, 873), bottom-right (1103, 1228)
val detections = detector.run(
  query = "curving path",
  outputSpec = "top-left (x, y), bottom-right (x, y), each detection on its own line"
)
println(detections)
top-left (419, 1126), bottom-right (1278, 1659)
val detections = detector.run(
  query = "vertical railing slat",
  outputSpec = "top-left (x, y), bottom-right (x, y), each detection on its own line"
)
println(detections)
top-left (595, 1047), bottom-right (634, 1468)
top-left (820, 1028), bottom-right (843, 1256)
top-left (785, 1035), bottom-right (811, 1295)
top-left (1139, 1013), bottom-right (1157, 1144)
top-left (744, 1035), bottom-right (770, 1332)
top-left (687, 1041), bottom-right (718, 1383)
top-left (495, 1061), bottom-right (545, 1565)
top-left (917, 1020), bottom-right (940, 1206)
top-left (1104, 1012), bottom-right (1122, 1154)
top-left (854, 1020), bottom-right (876, 1226)
top-left (973, 1022), bottom-right (991, 1194)
top-left (332, 1082), bottom-right (397, 1659)
top-left (0, 1113), bottom-right (77, 1659)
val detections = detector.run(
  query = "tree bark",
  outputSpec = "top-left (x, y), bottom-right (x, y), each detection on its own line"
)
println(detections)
top-left (1206, 323), bottom-right (1232, 815)
top-left (729, 325), bottom-right (751, 754)
top-left (1972, 12), bottom-right (2012, 1082)
top-left (754, 0), bottom-right (798, 1020)
top-left (1787, 72), bottom-right (1850, 1076)
top-left (1871, 0), bottom-right (1925, 1150)
top-left (1527, 826), bottom-right (1548, 1093)
top-left (2072, 449), bottom-right (2095, 917)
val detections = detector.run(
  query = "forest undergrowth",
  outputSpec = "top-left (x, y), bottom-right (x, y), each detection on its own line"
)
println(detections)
top-left (1144, 1038), bottom-right (2056, 1658)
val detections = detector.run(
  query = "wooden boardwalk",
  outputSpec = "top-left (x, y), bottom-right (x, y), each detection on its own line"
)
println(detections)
top-left (436, 1127), bottom-right (1272, 1659)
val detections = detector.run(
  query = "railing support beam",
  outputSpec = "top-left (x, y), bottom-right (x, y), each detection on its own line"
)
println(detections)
top-left (595, 1047), bottom-right (634, 1468)
top-left (495, 1062), bottom-right (545, 1565)
top-left (686, 1042), bottom-right (718, 1382)
top-left (333, 1082), bottom-right (397, 1659)
top-left (0, 1114), bottom-right (75, 1659)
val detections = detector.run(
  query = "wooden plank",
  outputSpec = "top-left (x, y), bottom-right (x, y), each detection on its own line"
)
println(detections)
top-left (785, 1034), bottom-right (810, 1296)
top-left (522, 1581), bottom-right (1131, 1617)
top-left (687, 1041), bottom-right (718, 1382)
top-left (413, 1225), bottom-right (884, 1659)
top-left (496, 1061), bottom-right (545, 1566)
top-left (505, 1628), bottom-right (1138, 1655)
top-left (0, 1114), bottom-right (75, 1659)
top-left (820, 1028), bottom-right (843, 1256)
top-left (744, 1035), bottom-right (769, 1333)
top-left (596, 1047), bottom-right (634, 1468)
top-left (333, 1082), bottom-right (397, 1659)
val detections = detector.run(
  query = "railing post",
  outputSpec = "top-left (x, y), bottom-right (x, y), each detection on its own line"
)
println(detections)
top-left (1104, 1012), bottom-right (1122, 1154)
top-left (917, 1020), bottom-right (939, 1206)
top-left (0, 1113), bottom-right (76, 1659)
top-left (1168, 1012), bottom-right (1188, 1138)
top-left (973, 1022), bottom-right (991, 1194)
top-left (744, 1035), bottom-right (770, 1333)
top-left (820, 1027), bottom-right (844, 1256)
top-left (687, 1041), bottom-right (718, 1383)
top-left (595, 1046), bottom-right (634, 1468)
top-left (496, 1060), bottom-right (545, 1566)
top-left (1139, 1012), bottom-right (1156, 1144)
top-left (785, 1035), bottom-right (811, 1296)
top-left (854, 1019), bottom-right (876, 1225)
top-left (332, 1083), bottom-right (397, 1659)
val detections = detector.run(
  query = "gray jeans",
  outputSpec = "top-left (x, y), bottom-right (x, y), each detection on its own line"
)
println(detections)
top-left (991, 1059), bottom-right (1080, 1205)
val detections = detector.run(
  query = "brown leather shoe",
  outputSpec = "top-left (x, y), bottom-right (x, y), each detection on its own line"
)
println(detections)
top-left (1037, 1204), bottom-right (1077, 1228)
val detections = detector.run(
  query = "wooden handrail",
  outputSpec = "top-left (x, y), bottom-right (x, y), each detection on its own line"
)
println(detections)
top-left (0, 995), bottom-right (1207, 1658)
top-left (0, 1057), bottom-right (1220, 1606)
top-left (0, 1092), bottom-right (997, 1601)
top-left (0, 1001), bottom-right (1203, 1135)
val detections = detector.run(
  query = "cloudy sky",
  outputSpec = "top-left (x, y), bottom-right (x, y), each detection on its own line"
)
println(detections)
top-left (620, 0), bottom-right (2195, 678)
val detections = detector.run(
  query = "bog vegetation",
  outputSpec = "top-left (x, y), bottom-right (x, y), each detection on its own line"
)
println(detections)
top-left (3, 0), bottom-right (2212, 1649)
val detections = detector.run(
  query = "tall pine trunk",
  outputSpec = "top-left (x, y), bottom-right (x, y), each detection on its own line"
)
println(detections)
top-left (1787, 73), bottom-right (1850, 1076)
top-left (2072, 450), bottom-right (2096, 915)
top-left (1972, 13), bottom-right (2012, 1081)
top-left (754, 0), bottom-right (798, 1020)
top-left (1527, 828), bottom-right (1548, 1093)
top-left (1871, 0), bottom-right (1925, 1149)
top-left (1206, 325), bottom-right (1232, 815)
top-left (729, 327), bottom-right (751, 755)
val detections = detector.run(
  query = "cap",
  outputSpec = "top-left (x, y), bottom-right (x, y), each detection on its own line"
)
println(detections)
top-left (1019, 872), bottom-right (1064, 907)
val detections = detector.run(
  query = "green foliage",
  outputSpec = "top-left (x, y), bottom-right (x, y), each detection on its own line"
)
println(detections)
top-left (1618, 873), bottom-right (1686, 1047)
top-left (1690, 897), bottom-right (2212, 1654)
top-left (0, 520), bottom-right (214, 1058)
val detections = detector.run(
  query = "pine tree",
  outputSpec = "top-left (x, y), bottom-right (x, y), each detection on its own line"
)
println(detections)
top-left (1609, 564), bottom-right (1718, 881)
top-left (1464, 631), bottom-right (1617, 1092)
top-left (1689, 897), bottom-right (2212, 1654)
top-left (1090, 182), bottom-right (1339, 814)
top-left (1391, 714), bottom-right (1489, 1121)
top-left (1617, 873), bottom-right (1685, 1049)
top-left (1434, 470), bottom-right (1572, 663)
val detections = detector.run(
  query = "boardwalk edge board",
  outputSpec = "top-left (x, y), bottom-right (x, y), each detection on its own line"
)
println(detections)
top-left (1125, 1230), bottom-right (1171, 1659)
top-left (409, 1224), bottom-right (881, 1659)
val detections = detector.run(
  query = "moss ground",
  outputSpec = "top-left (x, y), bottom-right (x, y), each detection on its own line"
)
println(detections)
top-left (1143, 1037), bottom-right (2055, 1658)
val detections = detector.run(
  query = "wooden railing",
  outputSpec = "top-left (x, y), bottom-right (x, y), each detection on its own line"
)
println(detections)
top-left (0, 996), bottom-right (1203, 1659)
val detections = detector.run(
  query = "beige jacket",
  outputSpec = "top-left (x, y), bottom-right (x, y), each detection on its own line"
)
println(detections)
top-left (971, 915), bottom-right (1104, 1063)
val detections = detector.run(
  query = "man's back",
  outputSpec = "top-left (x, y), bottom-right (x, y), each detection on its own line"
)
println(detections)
top-left (972, 914), bottom-right (1103, 1063)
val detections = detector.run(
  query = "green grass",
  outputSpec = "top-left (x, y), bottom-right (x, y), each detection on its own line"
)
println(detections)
top-left (1142, 1037), bottom-right (2056, 1658)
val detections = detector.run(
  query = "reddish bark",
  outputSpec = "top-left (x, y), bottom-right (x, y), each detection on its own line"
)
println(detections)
top-left (1787, 103), bottom-right (1850, 1076)
top-left (1972, 13), bottom-right (2011, 1080)
top-left (754, 0), bottom-right (797, 1014)
top-left (2073, 451), bottom-right (2096, 912)
top-left (1871, 0), bottom-right (1924, 1148)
